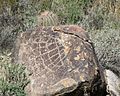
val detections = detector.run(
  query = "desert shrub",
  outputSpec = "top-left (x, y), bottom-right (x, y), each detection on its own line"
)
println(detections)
top-left (50, 0), bottom-right (120, 30)
top-left (89, 29), bottom-right (120, 76)
top-left (0, 0), bottom-right (37, 50)
top-left (51, 0), bottom-right (93, 24)
top-left (37, 11), bottom-right (59, 26)
top-left (0, 1), bottom-right (24, 50)
top-left (0, 53), bottom-right (29, 96)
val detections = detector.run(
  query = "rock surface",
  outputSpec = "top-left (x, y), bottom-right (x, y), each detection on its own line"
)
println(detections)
top-left (105, 69), bottom-right (120, 96)
top-left (13, 25), bottom-right (106, 96)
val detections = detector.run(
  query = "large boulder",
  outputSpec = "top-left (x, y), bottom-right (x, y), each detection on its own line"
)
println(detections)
top-left (13, 25), bottom-right (106, 96)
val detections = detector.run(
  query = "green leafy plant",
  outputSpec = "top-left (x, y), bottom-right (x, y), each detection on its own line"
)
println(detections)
top-left (0, 53), bottom-right (29, 96)
top-left (51, 0), bottom-right (81, 24)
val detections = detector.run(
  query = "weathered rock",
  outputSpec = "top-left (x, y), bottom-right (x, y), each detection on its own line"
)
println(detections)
top-left (105, 69), bottom-right (120, 96)
top-left (13, 25), bottom-right (106, 96)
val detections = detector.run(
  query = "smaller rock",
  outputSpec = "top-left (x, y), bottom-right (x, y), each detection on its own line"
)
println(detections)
top-left (105, 69), bottom-right (120, 96)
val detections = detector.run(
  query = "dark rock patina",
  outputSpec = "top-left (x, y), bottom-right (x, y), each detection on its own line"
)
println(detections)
top-left (13, 25), bottom-right (106, 96)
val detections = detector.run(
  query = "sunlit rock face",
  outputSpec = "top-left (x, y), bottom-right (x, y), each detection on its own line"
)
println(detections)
top-left (13, 25), bottom-right (106, 96)
top-left (105, 69), bottom-right (120, 96)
